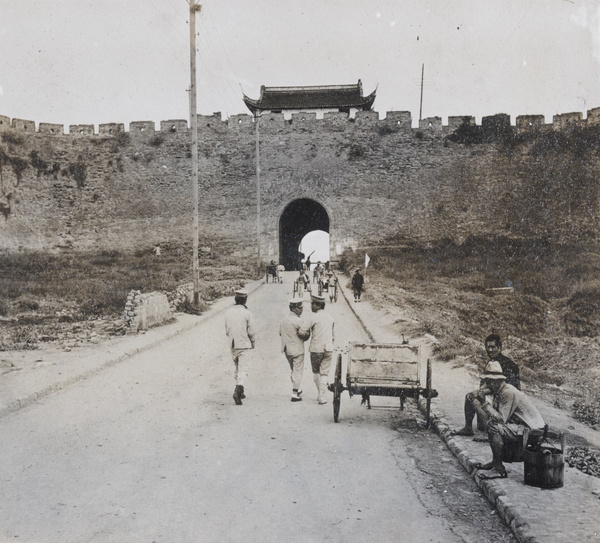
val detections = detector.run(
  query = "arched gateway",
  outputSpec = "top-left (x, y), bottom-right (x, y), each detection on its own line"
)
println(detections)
top-left (279, 199), bottom-right (329, 271)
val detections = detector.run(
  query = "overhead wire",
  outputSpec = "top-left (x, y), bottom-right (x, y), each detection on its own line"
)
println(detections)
top-left (202, 4), bottom-right (246, 115)
top-left (141, 0), bottom-right (244, 117)
top-left (194, 5), bottom-right (245, 117)
top-left (144, 0), bottom-right (188, 45)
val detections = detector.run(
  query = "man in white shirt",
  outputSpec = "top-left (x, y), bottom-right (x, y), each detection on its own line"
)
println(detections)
top-left (279, 298), bottom-right (310, 402)
top-left (300, 294), bottom-right (335, 404)
top-left (224, 289), bottom-right (256, 405)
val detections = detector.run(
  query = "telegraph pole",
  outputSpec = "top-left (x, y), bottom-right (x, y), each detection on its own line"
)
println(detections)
top-left (419, 63), bottom-right (424, 122)
top-left (189, 0), bottom-right (201, 304)
top-left (255, 113), bottom-right (261, 270)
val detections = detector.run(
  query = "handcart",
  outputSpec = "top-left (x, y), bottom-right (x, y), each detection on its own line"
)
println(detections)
top-left (265, 263), bottom-right (281, 283)
top-left (293, 273), bottom-right (311, 297)
top-left (329, 342), bottom-right (437, 426)
top-left (318, 273), bottom-right (338, 302)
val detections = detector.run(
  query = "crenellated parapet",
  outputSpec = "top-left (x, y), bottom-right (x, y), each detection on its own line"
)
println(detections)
top-left (447, 116), bottom-right (476, 132)
top-left (160, 119), bottom-right (188, 133)
top-left (587, 107), bottom-right (600, 125)
top-left (39, 123), bottom-right (64, 134)
top-left (515, 115), bottom-right (545, 132)
top-left (1, 106), bottom-right (599, 139)
top-left (12, 118), bottom-right (36, 131)
top-left (553, 111), bottom-right (583, 130)
top-left (1, 101), bottom-right (599, 255)
top-left (129, 121), bottom-right (156, 133)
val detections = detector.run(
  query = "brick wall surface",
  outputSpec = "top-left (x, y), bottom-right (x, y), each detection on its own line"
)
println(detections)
top-left (0, 109), bottom-right (598, 257)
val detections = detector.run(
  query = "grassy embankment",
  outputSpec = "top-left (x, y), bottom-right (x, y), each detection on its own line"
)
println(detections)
top-left (0, 242), bottom-right (258, 350)
top-left (340, 235), bottom-right (600, 427)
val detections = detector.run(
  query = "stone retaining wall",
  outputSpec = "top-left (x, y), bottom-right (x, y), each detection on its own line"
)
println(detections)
top-left (123, 291), bottom-right (173, 332)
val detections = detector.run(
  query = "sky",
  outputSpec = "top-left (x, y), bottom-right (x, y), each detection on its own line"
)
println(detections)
top-left (1, 0), bottom-right (600, 130)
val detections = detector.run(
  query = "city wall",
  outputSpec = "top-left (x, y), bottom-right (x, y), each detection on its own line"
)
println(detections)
top-left (0, 107), bottom-right (599, 258)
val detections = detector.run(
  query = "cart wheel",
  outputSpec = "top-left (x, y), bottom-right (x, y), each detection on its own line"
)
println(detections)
top-left (318, 282), bottom-right (323, 296)
top-left (333, 354), bottom-right (342, 422)
top-left (265, 272), bottom-right (269, 283)
top-left (425, 359), bottom-right (432, 429)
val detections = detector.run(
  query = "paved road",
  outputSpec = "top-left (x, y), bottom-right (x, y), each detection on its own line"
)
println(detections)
top-left (1, 272), bottom-right (513, 542)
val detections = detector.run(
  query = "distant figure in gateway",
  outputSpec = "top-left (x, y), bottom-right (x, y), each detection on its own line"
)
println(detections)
top-left (296, 251), bottom-right (305, 271)
top-left (304, 250), bottom-right (315, 271)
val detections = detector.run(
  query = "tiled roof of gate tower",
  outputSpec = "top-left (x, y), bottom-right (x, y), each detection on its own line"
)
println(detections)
top-left (242, 80), bottom-right (377, 115)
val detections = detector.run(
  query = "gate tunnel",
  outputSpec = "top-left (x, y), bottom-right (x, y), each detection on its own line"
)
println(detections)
top-left (280, 199), bottom-right (330, 271)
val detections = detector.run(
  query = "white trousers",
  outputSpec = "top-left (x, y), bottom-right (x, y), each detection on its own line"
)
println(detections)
top-left (285, 351), bottom-right (305, 390)
top-left (231, 348), bottom-right (251, 386)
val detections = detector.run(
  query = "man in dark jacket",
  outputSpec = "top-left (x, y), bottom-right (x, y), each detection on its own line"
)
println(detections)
top-left (454, 334), bottom-right (520, 436)
top-left (351, 269), bottom-right (364, 302)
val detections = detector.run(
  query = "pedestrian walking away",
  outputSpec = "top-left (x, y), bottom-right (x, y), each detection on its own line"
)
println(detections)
top-left (224, 289), bottom-right (256, 405)
top-left (279, 298), bottom-right (310, 402)
top-left (352, 268), bottom-right (364, 302)
top-left (300, 293), bottom-right (335, 404)
top-left (454, 333), bottom-right (520, 437)
top-left (296, 269), bottom-right (311, 298)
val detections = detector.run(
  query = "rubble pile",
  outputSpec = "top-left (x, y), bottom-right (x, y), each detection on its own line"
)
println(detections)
top-left (122, 290), bottom-right (143, 327)
top-left (168, 283), bottom-right (194, 311)
top-left (572, 401), bottom-right (600, 428)
top-left (565, 446), bottom-right (600, 478)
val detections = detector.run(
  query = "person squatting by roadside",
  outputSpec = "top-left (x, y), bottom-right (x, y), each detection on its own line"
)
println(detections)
top-left (224, 289), bottom-right (256, 405)
top-left (280, 298), bottom-right (310, 402)
top-left (300, 294), bottom-right (335, 404)
top-left (471, 361), bottom-right (545, 480)
top-left (351, 269), bottom-right (364, 302)
top-left (454, 334), bottom-right (520, 437)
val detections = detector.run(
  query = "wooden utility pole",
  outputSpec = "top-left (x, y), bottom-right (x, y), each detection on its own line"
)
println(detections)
top-left (189, 0), bottom-right (201, 304)
top-left (255, 114), bottom-right (261, 270)
top-left (419, 63), bottom-right (424, 122)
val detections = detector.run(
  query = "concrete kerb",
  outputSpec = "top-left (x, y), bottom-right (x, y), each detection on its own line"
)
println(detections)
top-left (416, 397), bottom-right (539, 543)
top-left (335, 272), bottom-right (376, 342)
top-left (0, 278), bottom-right (263, 421)
top-left (335, 276), bottom-right (538, 543)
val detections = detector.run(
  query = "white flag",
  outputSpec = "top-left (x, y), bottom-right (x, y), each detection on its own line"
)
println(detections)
top-left (365, 253), bottom-right (370, 268)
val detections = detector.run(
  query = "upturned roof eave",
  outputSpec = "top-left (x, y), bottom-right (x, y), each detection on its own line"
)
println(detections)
top-left (242, 94), bottom-right (261, 115)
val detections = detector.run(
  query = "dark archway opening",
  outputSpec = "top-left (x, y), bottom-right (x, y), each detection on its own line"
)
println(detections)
top-left (280, 199), bottom-right (329, 271)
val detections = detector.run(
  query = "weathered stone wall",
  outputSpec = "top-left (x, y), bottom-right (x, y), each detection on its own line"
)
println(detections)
top-left (122, 290), bottom-right (173, 332)
top-left (1, 108), bottom-right (599, 257)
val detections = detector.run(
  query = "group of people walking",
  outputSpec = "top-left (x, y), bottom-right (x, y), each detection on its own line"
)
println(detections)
top-left (224, 287), bottom-right (547, 483)
top-left (224, 288), bottom-right (334, 406)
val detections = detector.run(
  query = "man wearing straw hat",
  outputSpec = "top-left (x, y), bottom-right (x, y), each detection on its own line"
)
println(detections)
top-left (280, 298), bottom-right (310, 402)
top-left (472, 360), bottom-right (545, 480)
top-left (224, 289), bottom-right (256, 406)
top-left (300, 293), bottom-right (335, 404)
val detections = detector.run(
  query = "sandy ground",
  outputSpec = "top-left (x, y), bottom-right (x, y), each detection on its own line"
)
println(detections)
top-left (0, 272), bottom-right (520, 542)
